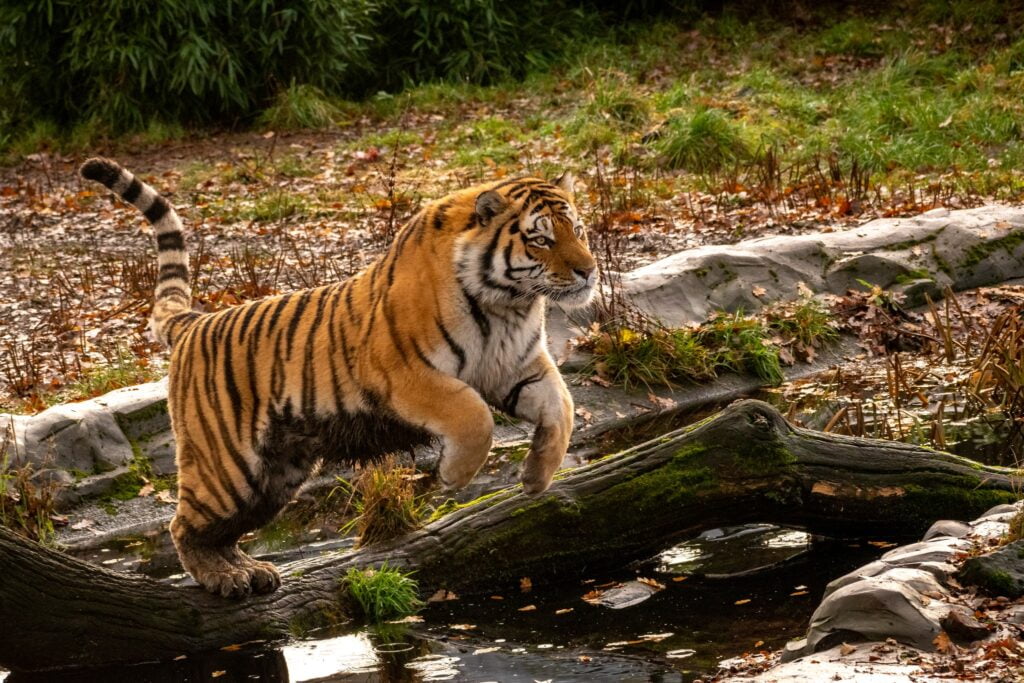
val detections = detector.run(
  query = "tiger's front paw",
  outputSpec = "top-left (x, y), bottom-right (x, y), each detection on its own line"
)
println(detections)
top-left (520, 424), bottom-right (566, 494)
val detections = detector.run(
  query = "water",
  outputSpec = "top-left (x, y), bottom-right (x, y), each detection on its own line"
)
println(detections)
top-left (10, 524), bottom-right (894, 683)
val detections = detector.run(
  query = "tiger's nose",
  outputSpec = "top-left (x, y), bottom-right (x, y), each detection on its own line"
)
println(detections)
top-left (574, 266), bottom-right (595, 280)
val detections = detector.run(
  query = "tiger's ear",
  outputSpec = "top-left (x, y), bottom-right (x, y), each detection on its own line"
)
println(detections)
top-left (553, 171), bottom-right (575, 198)
top-left (475, 190), bottom-right (507, 225)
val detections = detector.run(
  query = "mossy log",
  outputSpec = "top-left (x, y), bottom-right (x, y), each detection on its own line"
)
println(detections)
top-left (1, 400), bottom-right (1017, 672)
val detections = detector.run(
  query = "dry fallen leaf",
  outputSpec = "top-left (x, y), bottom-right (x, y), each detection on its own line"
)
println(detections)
top-left (449, 624), bottom-right (477, 631)
top-left (734, 598), bottom-right (752, 605)
top-left (518, 604), bottom-right (537, 612)
top-left (427, 589), bottom-right (459, 603)
top-left (520, 577), bottom-right (533, 593)
top-left (840, 642), bottom-right (857, 656)
top-left (555, 608), bottom-right (573, 615)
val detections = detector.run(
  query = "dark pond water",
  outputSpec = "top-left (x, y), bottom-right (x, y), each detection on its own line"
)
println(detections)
top-left (3, 523), bottom-right (896, 683)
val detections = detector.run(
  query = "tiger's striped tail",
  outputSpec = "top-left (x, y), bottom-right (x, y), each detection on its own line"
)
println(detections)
top-left (80, 157), bottom-right (197, 347)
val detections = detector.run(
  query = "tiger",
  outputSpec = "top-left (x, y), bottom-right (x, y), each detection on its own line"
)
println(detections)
top-left (79, 157), bottom-right (598, 598)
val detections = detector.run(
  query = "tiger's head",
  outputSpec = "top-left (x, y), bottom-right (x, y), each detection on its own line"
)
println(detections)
top-left (457, 173), bottom-right (598, 310)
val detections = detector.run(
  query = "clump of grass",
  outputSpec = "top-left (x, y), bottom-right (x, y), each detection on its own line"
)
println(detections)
top-left (565, 82), bottom-right (650, 153)
top-left (259, 83), bottom-right (341, 130)
top-left (346, 455), bottom-right (425, 547)
top-left (700, 312), bottom-right (784, 385)
top-left (585, 298), bottom-right (841, 390)
top-left (765, 297), bottom-right (840, 348)
top-left (652, 108), bottom-right (749, 172)
top-left (0, 437), bottom-right (59, 545)
top-left (344, 565), bottom-right (423, 623)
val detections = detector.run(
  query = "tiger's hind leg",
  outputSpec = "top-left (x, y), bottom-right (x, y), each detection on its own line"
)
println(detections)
top-left (170, 442), bottom-right (314, 598)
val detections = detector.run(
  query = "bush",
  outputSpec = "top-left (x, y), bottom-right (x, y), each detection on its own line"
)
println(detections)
top-left (0, 0), bottom-right (377, 133)
top-left (0, 0), bottom-right (615, 140)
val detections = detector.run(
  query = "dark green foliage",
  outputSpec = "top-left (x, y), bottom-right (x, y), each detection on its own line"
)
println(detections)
top-left (0, 0), bottom-right (377, 132)
top-left (370, 0), bottom-right (593, 87)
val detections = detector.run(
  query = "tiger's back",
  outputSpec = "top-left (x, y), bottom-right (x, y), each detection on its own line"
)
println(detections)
top-left (81, 158), bottom-right (596, 598)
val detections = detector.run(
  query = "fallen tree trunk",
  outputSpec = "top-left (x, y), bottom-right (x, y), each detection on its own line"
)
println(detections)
top-left (1, 400), bottom-right (1018, 672)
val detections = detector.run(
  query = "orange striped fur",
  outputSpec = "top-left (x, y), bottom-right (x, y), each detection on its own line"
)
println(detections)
top-left (81, 158), bottom-right (597, 598)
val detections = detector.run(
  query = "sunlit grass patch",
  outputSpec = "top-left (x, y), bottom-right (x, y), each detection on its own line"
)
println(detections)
top-left (344, 564), bottom-right (422, 623)
top-left (259, 83), bottom-right (342, 130)
top-left (765, 297), bottom-right (840, 349)
top-left (650, 108), bottom-right (749, 173)
top-left (584, 300), bottom-right (842, 390)
top-left (564, 82), bottom-right (650, 154)
top-left (341, 455), bottom-right (426, 547)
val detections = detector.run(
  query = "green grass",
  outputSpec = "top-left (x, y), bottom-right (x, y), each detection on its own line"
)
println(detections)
top-left (765, 298), bottom-right (840, 348)
top-left (652, 108), bottom-right (750, 172)
top-left (344, 565), bottom-right (423, 623)
top-left (258, 83), bottom-right (343, 130)
top-left (586, 298), bottom-right (840, 390)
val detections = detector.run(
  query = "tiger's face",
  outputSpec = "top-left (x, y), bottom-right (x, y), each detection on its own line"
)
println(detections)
top-left (464, 173), bottom-right (598, 309)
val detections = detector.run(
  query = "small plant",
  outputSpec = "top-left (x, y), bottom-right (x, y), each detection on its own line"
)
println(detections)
top-left (0, 431), bottom-right (60, 545)
top-left (700, 312), bottom-right (784, 385)
top-left (345, 455), bottom-right (426, 547)
top-left (258, 83), bottom-right (341, 131)
top-left (765, 297), bottom-right (840, 349)
top-left (584, 309), bottom-right (788, 390)
top-left (345, 564), bottom-right (423, 623)
top-left (652, 108), bottom-right (749, 173)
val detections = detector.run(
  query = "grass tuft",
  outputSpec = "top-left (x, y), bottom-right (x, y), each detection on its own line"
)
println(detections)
top-left (0, 436), bottom-right (59, 545)
top-left (258, 83), bottom-right (341, 131)
top-left (344, 564), bottom-right (423, 623)
top-left (346, 455), bottom-right (425, 547)
top-left (652, 108), bottom-right (749, 172)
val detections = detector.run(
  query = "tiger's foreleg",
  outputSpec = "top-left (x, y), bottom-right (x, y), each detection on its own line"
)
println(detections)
top-left (502, 353), bottom-right (574, 494)
top-left (389, 370), bottom-right (494, 490)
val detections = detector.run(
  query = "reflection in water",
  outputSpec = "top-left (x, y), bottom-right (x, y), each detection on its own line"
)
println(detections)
top-left (656, 524), bottom-right (811, 577)
top-left (24, 526), bottom-right (891, 683)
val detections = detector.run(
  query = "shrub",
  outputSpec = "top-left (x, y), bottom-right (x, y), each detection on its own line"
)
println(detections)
top-left (0, 0), bottom-right (377, 133)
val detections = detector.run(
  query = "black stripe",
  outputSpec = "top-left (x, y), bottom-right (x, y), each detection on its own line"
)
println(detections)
top-left (436, 318), bottom-right (466, 374)
top-left (158, 285), bottom-right (190, 300)
top-left (145, 196), bottom-right (171, 224)
top-left (158, 263), bottom-right (188, 282)
top-left (432, 201), bottom-right (450, 230)
top-left (178, 487), bottom-right (219, 522)
top-left (122, 178), bottom-right (143, 203)
top-left (516, 329), bottom-right (542, 365)
top-left (265, 293), bottom-right (294, 333)
top-left (503, 372), bottom-right (545, 416)
top-left (462, 287), bottom-right (491, 339)
top-left (410, 337), bottom-right (437, 370)
top-left (285, 290), bottom-right (314, 358)
top-left (156, 230), bottom-right (184, 251)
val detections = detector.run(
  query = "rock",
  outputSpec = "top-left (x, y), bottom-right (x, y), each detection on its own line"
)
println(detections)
top-left (880, 537), bottom-right (971, 567)
top-left (804, 575), bottom-right (946, 652)
top-left (592, 205), bottom-right (1024, 330)
top-left (980, 503), bottom-right (1020, 518)
top-left (732, 642), bottom-right (925, 682)
top-left (5, 400), bottom-right (134, 475)
top-left (958, 540), bottom-right (1024, 599)
top-left (922, 519), bottom-right (970, 541)
top-left (940, 606), bottom-right (992, 643)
